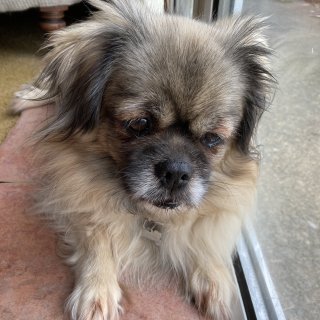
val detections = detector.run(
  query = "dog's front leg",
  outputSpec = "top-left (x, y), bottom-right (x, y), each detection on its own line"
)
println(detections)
top-left (188, 263), bottom-right (233, 320)
top-left (66, 227), bottom-right (122, 320)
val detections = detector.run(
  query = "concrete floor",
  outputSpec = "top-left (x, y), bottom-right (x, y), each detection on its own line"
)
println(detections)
top-left (243, 0), bottom-right (320, 319)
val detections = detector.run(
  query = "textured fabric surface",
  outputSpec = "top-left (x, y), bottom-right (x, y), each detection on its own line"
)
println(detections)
top-left (0, 0), bottom-right (81, 12)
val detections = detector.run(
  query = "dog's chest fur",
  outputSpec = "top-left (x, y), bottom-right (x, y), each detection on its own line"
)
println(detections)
top-left (38, 142), bottom-right (256, 288)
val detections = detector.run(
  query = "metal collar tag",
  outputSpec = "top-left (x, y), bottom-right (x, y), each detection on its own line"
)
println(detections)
top-left (141, 218), bottom-right (164, 246)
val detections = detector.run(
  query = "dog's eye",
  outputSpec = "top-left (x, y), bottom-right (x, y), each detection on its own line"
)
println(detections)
top-left (126, 118), bottom-right (151, 137)
top-left (201, 133), bottom-right (224, 148)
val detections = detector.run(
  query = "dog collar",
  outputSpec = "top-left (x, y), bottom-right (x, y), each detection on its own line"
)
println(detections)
top-left (141, 218), bottom-right (164, 246)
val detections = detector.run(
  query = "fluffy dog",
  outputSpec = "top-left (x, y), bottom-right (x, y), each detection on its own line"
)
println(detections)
top-left (14, 0), bottom-right (273, 319)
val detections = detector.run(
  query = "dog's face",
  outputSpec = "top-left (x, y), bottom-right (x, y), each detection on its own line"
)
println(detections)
top-left (102, 28), bottom-right (244, 211)
top-left (35, 0), bottom-right (273, 214)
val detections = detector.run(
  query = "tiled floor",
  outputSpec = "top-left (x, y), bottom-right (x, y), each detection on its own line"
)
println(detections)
top-left (0, 108), bottom-right (72, 320)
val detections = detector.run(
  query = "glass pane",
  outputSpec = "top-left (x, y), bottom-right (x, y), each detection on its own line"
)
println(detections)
top-left (242, 1), bottom-right (320, 319)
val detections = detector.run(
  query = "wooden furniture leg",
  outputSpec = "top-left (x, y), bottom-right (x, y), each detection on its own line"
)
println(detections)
top-left (39, 6), bottom-right (69, 32)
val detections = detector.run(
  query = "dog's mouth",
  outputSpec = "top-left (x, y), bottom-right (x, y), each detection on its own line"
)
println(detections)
top-left (152, 200), bottom-right (179, 210)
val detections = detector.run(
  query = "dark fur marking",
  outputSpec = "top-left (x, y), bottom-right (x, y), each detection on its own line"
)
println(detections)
top-left (233, 44), bottom-right (275, 155)
top-left (35, 30), bottom-right (128, 140)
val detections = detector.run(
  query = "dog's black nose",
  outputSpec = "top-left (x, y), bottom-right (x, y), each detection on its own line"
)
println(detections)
top-left (154, 160), bottom-right (192, 191)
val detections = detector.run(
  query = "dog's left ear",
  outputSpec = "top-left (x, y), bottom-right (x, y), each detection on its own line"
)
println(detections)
top-left (216, 17), bottom-right (275, 155)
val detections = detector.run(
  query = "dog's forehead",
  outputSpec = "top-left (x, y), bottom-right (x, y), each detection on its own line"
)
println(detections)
top-left (110, 17), bottom-right (244, 133)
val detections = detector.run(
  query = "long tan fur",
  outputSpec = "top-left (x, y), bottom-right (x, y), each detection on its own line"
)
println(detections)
top-left (14, 1), bottom-right (273, 319)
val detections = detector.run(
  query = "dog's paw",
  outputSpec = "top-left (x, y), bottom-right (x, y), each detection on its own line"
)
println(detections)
top-left (67, 281), bottom-right (123, 320)
top-left (189, 269), bottom-right (232, 320)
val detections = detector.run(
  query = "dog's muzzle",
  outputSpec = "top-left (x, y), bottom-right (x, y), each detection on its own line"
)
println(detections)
top-left (122, 133), bottom-right (209, 211)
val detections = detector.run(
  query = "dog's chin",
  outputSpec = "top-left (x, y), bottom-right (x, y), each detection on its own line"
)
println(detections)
top-left (140, 198), bottom-right (181, 211)
top-left (131, 197), bottom-right (187, 216)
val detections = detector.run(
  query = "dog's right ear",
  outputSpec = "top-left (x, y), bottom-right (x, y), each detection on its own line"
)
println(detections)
top-left (213, 17), bottom-right (275, 156)
top-left (34, 0), bottom-right (145, 140)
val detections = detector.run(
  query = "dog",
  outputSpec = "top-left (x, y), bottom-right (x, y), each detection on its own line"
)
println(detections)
top-left (13, 0), bottom-right (274, 319)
